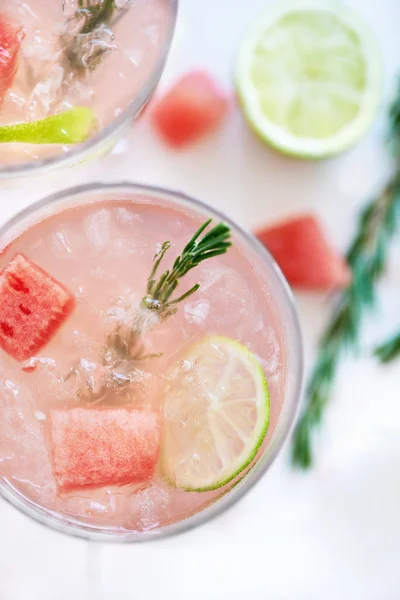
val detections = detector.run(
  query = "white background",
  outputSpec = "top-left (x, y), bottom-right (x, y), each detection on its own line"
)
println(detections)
top-left (1, 0), bottom-right (400, 598)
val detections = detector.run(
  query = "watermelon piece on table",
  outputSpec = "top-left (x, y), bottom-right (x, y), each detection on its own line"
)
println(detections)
top-left (256, 214), bottom-right (351, 290)
top-left (50, 408), bottom-right (161, 489)
top-left (0, 15), bottom-right (24, 100)
top-left (151, 70), bottom-right (229, 148)
top-left (0, 253), bottom-right (75, 361)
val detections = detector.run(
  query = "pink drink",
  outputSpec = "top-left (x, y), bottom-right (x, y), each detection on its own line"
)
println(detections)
top-left (0, 184), bottom-right (299, 536)
top-left (0, 0), bottom-right (174, 166)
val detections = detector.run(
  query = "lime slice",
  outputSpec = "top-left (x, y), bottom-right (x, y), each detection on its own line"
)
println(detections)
top-left (0, 107), bottom-right (96, 144)
top-left (161, 336), bottom-right (270, 491)
top-left (235, 0), bottom-right (382, 158)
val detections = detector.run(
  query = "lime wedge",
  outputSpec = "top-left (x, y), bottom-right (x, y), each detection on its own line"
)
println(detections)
top-left (0, 107), bottom-right (96, 144)
top-left (161, 336), bottom-right (270, 491)
top-left (235, 0), bottom-right (382, 158)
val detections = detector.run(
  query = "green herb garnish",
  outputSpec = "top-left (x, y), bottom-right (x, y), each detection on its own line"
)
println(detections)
top-left (291, 81), bottom-right (400, 470)
top-left (62, 0), bottom-right (130, 73)
top-left (143, 220), bottom-right (231, 318)
top-left (107, 219), bottom-right (232, 360)
top-left (77, 0), bottom-right (116, 35)
top-left (374, 330), bottom-right (400, 363)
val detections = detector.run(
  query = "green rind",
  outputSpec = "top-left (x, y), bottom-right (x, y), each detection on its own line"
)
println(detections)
top-left (0, 107), bottom-right (96, 144)
top-left (161, 336), bottom-right (270, 492)
top-left (234, 0), bottom-right (383, 159)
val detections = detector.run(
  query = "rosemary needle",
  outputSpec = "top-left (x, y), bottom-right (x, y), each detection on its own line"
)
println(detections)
top-left (374, 330), bottom-right (400, 363)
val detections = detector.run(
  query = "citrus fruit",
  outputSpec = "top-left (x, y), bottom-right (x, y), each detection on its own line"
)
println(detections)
top-left (161, 336), bottom-right (270, 491)
top-left (0, 107), bottom-right (95, 144)
top-left (235, 0), bottom-right (382, 158)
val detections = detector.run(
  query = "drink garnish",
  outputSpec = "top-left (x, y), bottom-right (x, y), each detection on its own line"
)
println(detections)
top-left (0, 15), bottom-right (25, 101)
top-left (50, 407), bottom-right (161, 489)
top-left (0, 107), bottom-right (96, 144)
top-left (161, 336), bottom-right (270, 491)
top-left (291, 79), bottom-right (400, 469)
top-left (106, 219), bottom-right (232, 361)
top-left (0, 254), bottom-right (75, 361)
top-left (62, 0), bottom-right (132, 73)
top-left (66, 219), bottom-right (232, 402)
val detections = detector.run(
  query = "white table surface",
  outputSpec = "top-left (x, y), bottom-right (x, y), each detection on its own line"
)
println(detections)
top-left (1, 0), bottom-right (400, 598)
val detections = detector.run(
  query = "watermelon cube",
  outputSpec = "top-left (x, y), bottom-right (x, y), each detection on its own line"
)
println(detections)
top-left (0, 15), bottom-right (24, 100)
top-left (50, 408), bottom-right (161, 489)
top-left (256, 214), bottom-right (351, 290)
top-left (0, 254), bottom-right (75, 361)
top-left (151, 70), bottom-right (229, 148)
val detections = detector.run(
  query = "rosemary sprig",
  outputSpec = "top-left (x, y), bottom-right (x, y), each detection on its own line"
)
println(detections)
top-left (143, 220), bottom-right (231, 318)
top-left (62, 0), bottom-right (130, 73)
top-left (291, 83), bottom-right (400, 469)
top-left (67, 219), bottom-right (232, 401)
top-left (107, 219), bottom-right (232, 360)
top-left (77, 0), bottom-right (116, 35)
top-left (374, 330), bottom-right (400, 363)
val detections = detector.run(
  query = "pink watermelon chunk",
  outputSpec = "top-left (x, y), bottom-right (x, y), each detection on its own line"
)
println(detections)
top-left (0, 254), bottom-right (75, 361)
top-left (0, 15), bottom-right (24, 100)
top-left (50, 408), bottom-right (161, 489)
top-left (151, 70), bottom-right (229, 148)
top-left (256, 214), bottom-right (351, 290)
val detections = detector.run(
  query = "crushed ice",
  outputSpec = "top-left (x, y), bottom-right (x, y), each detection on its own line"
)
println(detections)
top-left (63, 357), bottom-right (152, 403)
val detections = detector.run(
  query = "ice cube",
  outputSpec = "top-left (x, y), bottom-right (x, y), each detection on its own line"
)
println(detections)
top-left (84, 209), bottom-right (111, 256)
top-left (251, 326), bottom-right (281, 379)
top-left (34, 411), bottom-right (46, 421)
top-left (185, 266), bottom-right (257, 329)
top-left (21, 23), bottom-right (66, 119)
top-left (23, 31), bottom-right (57, 64)
top-left (114, 0), bottom-right (135, 8)
top-left (113, 237), bottom-right (138, 258)
top-left (115, 207), bottom-right (143, 226)
top-left (48, 223), bottom-right (85, 260)
top-left (263, 326), bottom-right (281, 375)
top-left (59, 71), bottom-right (95, 106)
top-left (0, 389), bottom-right (56, 504)
top-left (67, 497), bottom-right (109, 517)
top-left (0, 90), bottom-right (27, 118)
top-left (184, 299), bottom-right (210, 326)
top-left (0, 379), bottom-right (19, 403)
top-left (167, 218), bottom-right (187, 235)
top-left (21, 357), bottom-right (56, 373)
top-left (127, 480), bottom-right (172, 530)
top-left (27, 63), bottom-right (65, 120)
top-left (62, 354), bottom-right (153, 405)
top-left (60, 0), bottom-right (79, 16)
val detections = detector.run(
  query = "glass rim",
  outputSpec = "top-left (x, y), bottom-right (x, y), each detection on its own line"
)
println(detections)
top-left (0, 0), bottom-right (179, 180)
top-left (0, 181), bottom-right (304, 542)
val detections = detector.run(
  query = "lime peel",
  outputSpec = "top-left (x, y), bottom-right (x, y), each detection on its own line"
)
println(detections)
top-left (0, 107), bottom-right (96, 144)
top-left (161, 336), bottom-right (270, 492)
top-left (235, 0), bottom-right (382, 158)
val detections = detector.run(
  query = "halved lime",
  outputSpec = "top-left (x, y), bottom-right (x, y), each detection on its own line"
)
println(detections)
top-left (235, 0), bottom-right (382, 158)
top-left (0, 107), bottom-right (96, 144)
top-left (161, 336), bottom-right (270, 491)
